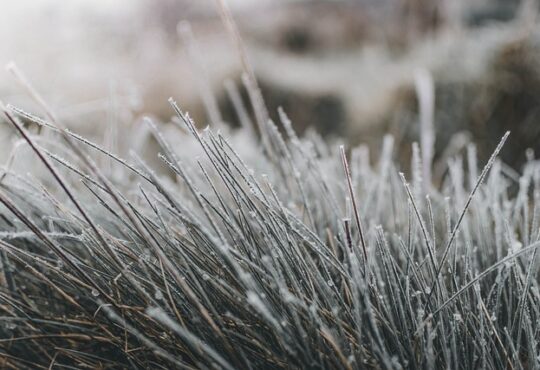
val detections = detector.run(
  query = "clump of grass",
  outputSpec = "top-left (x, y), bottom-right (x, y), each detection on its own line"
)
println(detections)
top-left (0, 88), bottom-right (539, 369)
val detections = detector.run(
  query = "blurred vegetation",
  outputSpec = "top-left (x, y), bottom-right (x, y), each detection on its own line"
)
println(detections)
top-left (0, 0), bottom-right (539, 172)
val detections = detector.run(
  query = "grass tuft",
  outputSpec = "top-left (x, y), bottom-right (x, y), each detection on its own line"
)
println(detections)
top-left (0, 96), bottom-right (539, 369)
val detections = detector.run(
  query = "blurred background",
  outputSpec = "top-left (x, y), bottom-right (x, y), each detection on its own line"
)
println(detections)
top-left (1, 0), bottom-right (539, 175)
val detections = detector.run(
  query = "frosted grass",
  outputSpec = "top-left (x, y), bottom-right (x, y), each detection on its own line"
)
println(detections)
top-left (0, 96), bottom-right (538, 369)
